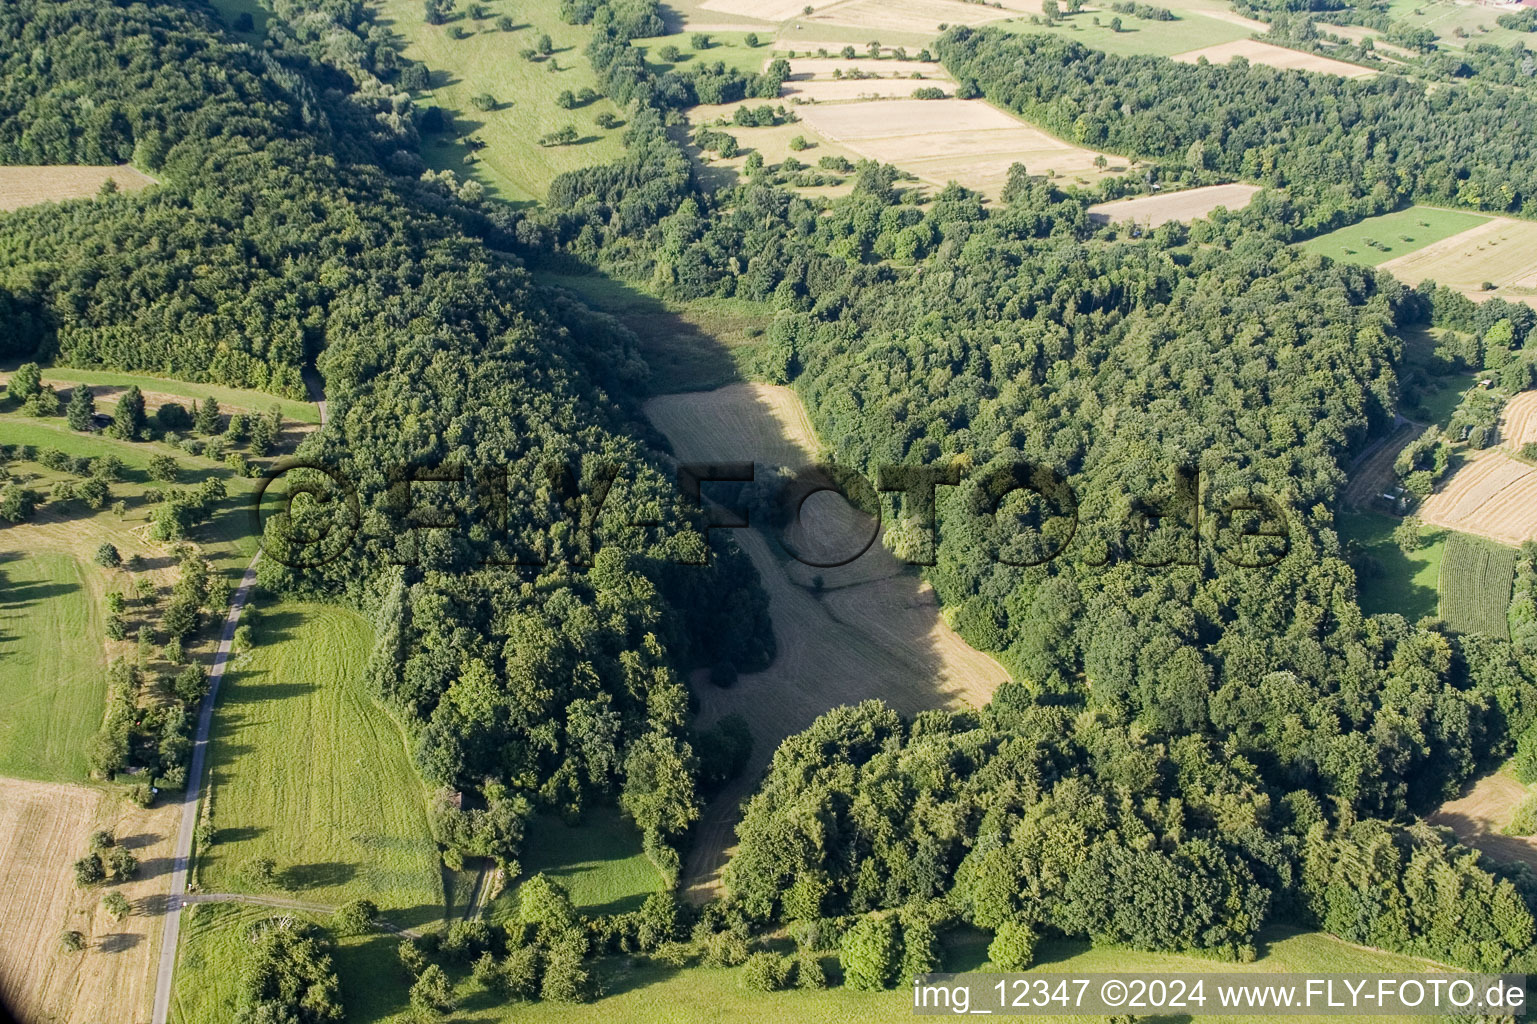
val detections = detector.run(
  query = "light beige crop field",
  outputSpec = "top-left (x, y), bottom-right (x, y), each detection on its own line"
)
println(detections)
top-left (645, 383), bottom-right (1008, 899)
top-left (804, 0), bottom-right (1019, 36)
top-left (0, 780), bottom-right (177, 1024)
top-left (1379, 217), bottom-right (1537, 307)
top-left (0, 165), bottom-right (156, 211)
top-left (798, 98), bottom-right (1117, 196)
top-left (1418, 448), bottom-right (1537, 547)
top-left (1502, 390), bottom-right (1537, 451)
top-left (786, 78), bottom-right (952, 100)
top-left (782, 57), bottom-right (948, 78)
top-left (1431, 770), bottom-right (1537, 873)
top-left (1173, 38), bottom-right (1377, 77)
top-left (699, 0), bottom-right (819, 19)
top-left (1087, 183), bottom-right (1262, 227)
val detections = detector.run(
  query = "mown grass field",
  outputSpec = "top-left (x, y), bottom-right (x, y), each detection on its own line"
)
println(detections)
top-left (174, 912), bottom-right (1452, 1024)
top-left (1383, 0), bottom-right (1528, 50)
top-left (0, 364), bottom-right (321, 424)
top-left (511, 808), bottom-right (665, 917)
top-left (1339, 510), bottom-right (1446, 621)
top-left (1299, 206), bottom-right (1491, 269)
top-left (633, 31), bottom-right (770, 76)
top-left (194, 603), bottom-right (443, 923)
top-left (1439, 531), bottom-right (1517, 637)
top-left (1002, 10), bottom-right (1252, 57)
top-left (0, 551), bottom-right (104, 780)
top-left (375, 0), bottom-right (627, 204)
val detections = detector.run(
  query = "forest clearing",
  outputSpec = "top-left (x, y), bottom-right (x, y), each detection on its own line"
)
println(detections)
top-left (644, 382), bottom-right (1008, 899)
top-left (1086, 183), bottom-right (1262, 227)
top-left (798, 97), bottom-right (1118, 195)
top-left (1171, 38), bottom-right (1377, 76)
top-left (0, 165), bottom-right (155, 210)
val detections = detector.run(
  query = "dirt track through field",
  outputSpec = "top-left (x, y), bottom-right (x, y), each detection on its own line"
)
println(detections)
top-left (645, 383), bottom-right (1008, 900)
top-left (1344, 421), bottom-right (1424, 509)
top-left (1430, 771), bottom-right (1537, 872)
top-left (0, 779), bottom-right (178, 1024)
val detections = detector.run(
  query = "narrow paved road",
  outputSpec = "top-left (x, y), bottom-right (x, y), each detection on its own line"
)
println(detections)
top-left (151, 396), bottom-right (326, 1024)
top-left (150, 553), bottom-right (261, 1024)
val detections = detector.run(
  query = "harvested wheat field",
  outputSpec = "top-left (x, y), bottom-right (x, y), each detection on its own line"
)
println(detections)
top-left (1418, 448), bottom-right (1537, 547)
top-left (699, 0), bottom-right (815, 19)
top-left (799, 98), bottom-right (1117, 195)
top-left (1087, 183), bottom-right (1262, 227)
top-left (1502, 390), bottom-right (1537, 451)
top-left (803, 0), bottom-right (1019, 35)
top-left (1379, 217), bottom-right (1537, 307)
top-left (0, 780), bottom-right (177, 1024)
top-left (646, 383), bottom-right (1009, 899)
top-left (0, 165), bottom-right (156, 212)
top-left (1431, 771), bottom-right (1537, 871)
top-left (1173, 39), bottom-right (1377, 78)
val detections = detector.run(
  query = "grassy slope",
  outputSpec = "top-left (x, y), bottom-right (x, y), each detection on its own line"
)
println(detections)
top-left (1383, 0), bottom-right (1528, 50)
top-left (0, 364), bottom-right (320, 424)
top-left (174, 912), bottom-right (1452, 1024)
top-left (509, 808), bottom-right (664, 917)
top-left (0, 411), bottom-right (266, 574)
top-left (375, 0), bottom-right (628, 204)
top-left (1299, 206), bottom-right (1491, 268)
top-left (0, 550), bottom-right (105, 780)
top-left (1339, 510), bottom-right (1445, 621)
top-left (194, 603), bottom-right (443, 923)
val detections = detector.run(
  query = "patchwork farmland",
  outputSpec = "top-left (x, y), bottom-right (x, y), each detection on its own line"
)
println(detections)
top-left (1299, 206), bottom-right (1493, 269)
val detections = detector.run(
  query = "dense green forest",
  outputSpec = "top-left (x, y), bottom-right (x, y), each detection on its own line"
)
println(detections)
top-left (0, 0), bottom-right (772, 885)
top-left (6, 0), bottom-right (1537, 1014)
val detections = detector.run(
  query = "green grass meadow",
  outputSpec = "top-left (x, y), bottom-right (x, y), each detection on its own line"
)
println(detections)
top-left (0, 550), bottom-right (106, 780)
top-left (1384, 0), bottom-right (1529, 50)
top-left (1000, 11), bottom-right (1253, 57)
top-left (375, 0), bottom-right (628, 204)
top-left (1, 363), bottom-right (321, 423)
top-left (1339, 510), bottom-right (1446, 621)
top-left (174, 911), bottom-right (1451, 1024)
top-left (1439, 531), bottom-right (1517, 637)
top-left (1298, 206), bottom-right (1490, 268)
top-left (511, 808), bottom-right (665, 917)
top-left (195, 603), bottom-right (444, 923)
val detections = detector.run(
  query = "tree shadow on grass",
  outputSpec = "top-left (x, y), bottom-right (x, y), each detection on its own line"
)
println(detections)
top-left (282, 861), bottom-right (358, 891)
